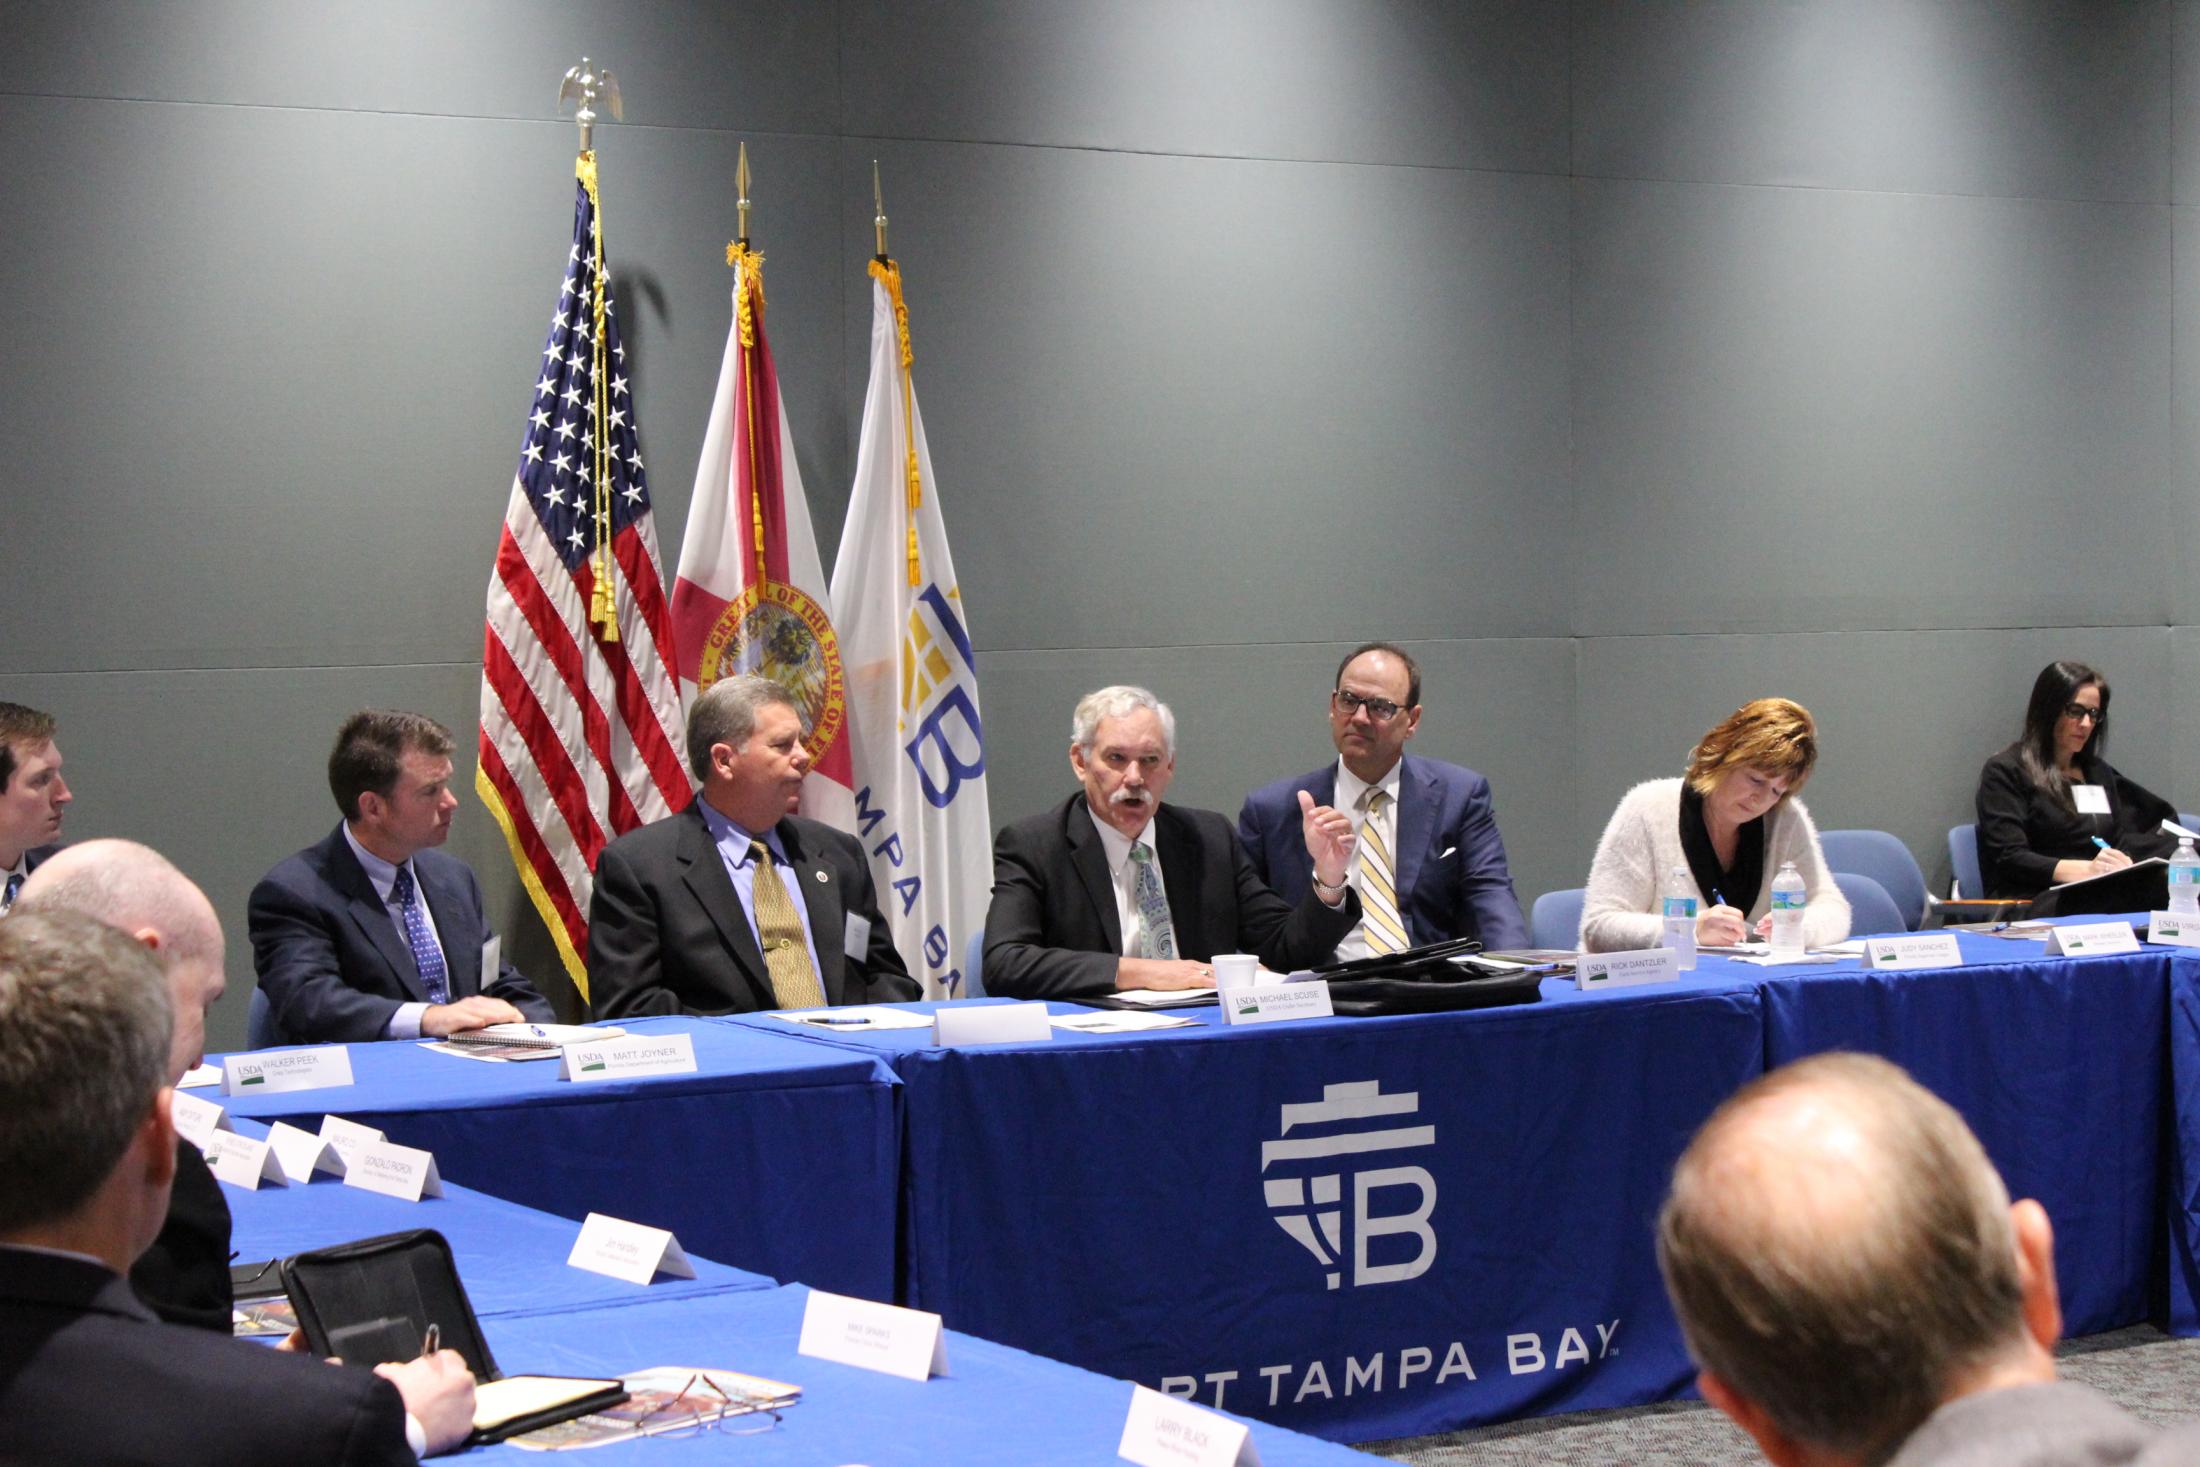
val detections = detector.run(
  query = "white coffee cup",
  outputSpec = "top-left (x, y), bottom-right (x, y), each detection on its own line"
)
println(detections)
top-left (1212, 953), bottom-right (1259, 989)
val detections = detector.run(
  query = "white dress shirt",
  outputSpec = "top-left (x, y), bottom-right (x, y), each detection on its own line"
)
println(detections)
top-left (343, 824), bottom-right (445, 1041)
top-left (1085, 802), bottom-right (1168, 957)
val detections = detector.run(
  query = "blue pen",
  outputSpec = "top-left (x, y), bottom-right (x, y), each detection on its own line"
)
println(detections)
top-left (2092, 837), bottom-right (2111, 852)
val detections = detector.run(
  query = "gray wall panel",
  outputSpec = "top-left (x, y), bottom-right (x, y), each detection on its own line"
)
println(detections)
top-left (839, 137), bottom-right (1574, 652)
top-left (1574, 0), bottom-right (2169, 202)
top-left (1573, 177), bottom-right (2172, 636)
top-left (2174, 625), bottom-right (2200, 815)
top-left (840, 0), bottom-right (1568, 173)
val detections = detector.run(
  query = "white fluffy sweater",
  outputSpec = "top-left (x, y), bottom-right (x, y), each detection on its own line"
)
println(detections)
top-left (1579, 778), bottom-right (1851, 953)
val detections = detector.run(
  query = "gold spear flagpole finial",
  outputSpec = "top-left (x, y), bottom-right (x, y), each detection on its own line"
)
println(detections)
top-left (736, 141), bottom-right (752, 248)
top-left (872, 159), bottom-right (889, 259)
top-left (558, 57), bottom-right (623, 154)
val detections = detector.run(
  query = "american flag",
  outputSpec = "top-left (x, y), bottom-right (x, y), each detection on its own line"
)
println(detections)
top-left (477, 154), bottom-right (691, 1003)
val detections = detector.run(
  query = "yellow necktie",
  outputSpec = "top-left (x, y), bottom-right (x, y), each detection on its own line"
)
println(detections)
top-left (1356, 790), bottom-right (1409, 955)
top-left (750, 840), bottom-right (826, 1008)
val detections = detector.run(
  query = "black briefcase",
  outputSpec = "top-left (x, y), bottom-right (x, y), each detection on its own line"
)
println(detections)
top-left (1310, 938), bottom-right (1546, 1016)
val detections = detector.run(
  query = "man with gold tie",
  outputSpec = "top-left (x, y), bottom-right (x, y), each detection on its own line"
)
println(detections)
top-left (589, 674), bottom-right (916, 1017)
top-left (1238, 644), bottom-right (1528, 958)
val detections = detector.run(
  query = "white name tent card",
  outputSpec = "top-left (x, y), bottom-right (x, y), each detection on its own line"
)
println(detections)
top-left (1864, 934), bottom-right (1964, 971)
top-left (168, 1091), bottom-right (233, 1150)
top-left (559, 1033), bottom-right (698, 1082)
top-left (222, 1046), bottom-right (353, 1097)
top-left (1119, 1384), bottom-right (1260, 1467)
top-left (343, 1139), bottom-right (443, 1202)
top-left (266, 1121), bottom-right (341, 1182)
top-left (2047, 922), bottom-right (2141, 958)
top-left (201, 1131), bottom-right (289, 1190)
top-left (566, 1213), bottom-right (696, 1286)
top-left (2148, 913), bottom-right (2200, 949)
top-left (933, 1002), bottom-right (1052, 1047)
top-left (2165, 819), bottom-right (2200, 841)
top-left (1575, 948), bottom-right (1679, 991)
top-left (797, 1288), bottom-right (947, 1382)
top-left (315, 1115), bottom-right (386, 1177)
top-left (1220, 983), bottom-right (1333, 1026)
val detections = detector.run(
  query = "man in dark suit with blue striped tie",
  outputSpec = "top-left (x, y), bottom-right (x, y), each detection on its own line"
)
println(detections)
top-left (0, 702), bottom-right (69, 915)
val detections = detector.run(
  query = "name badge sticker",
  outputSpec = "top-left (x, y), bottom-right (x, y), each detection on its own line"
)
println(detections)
top-left (1864, 934), bottom-right (1963, 971)
top-left (2047, 921), bottom-right (2141, 957)
top-left (559, 1032), bottom-right (698, 1082)
top-left (343, 1139), bottom-right (443, 1202)
top-left (2072, 784), bottom-right (2111, 815)
top-left (1119, 1384), bottom-right (1260, 1467)
top-left (222, 1046), bottom-right (354, 1096)
top-left (566, 1212), bottom-right (697, 1286)
top-left (797, 1288), bottom-right (947, 1381)
top-left (1576, 948), bottom-right (1680, 991)
top-left (843, 911), bottom-right (872, 960)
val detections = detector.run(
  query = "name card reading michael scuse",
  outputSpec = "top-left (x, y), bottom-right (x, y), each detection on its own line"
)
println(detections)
top-left (797, 1288), bottom-right (947, 1382)
top-left (1575, 948), bottom-right (1678, 992)
top-left (1119, 1384), bottom-right (1260, 1467)
top-left (1220, 983), bottom-right (1333, 1026)
top-left (1864, 934), bottom-right (1963, 971)
top-left (2047, 922), bottom-right (2142, 958)
top-left (342, 1139), bottom-right (443, 1202)
top-left (559, 1033), bottom-right (697, 1082)
top-left (567, 1213), bottom-right (696, 1286)
top-left (222, 1046), bottom-right (354, 1096)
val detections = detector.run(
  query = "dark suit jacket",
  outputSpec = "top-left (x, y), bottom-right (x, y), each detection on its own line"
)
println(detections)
top-left (1238, 754), bottom-right (1529, 951)
top-left (129, 1139), bottom-right (233, 1333)
top-left (248, 824), bottom-right (553, 1043)
top-left (0, 1249), bottom-right (416, 1466)
top-left (1976, 746), bottom-right (2178, 899)
top-left (984, 794), bottom-right (1362, 1000)
top-left (587, 799), bottom-right (918, 1018)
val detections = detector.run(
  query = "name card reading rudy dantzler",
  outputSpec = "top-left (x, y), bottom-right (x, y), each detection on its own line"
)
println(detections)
top-left (222, 1046), bottom-right (354, 1096)
top-left (1574, 948), bottom-right (1679, 991)
top-left (796, 1288), bottom-right (947, 1382)
top-left (1864, 934), bottom-right (1963, 971)
top-left (566, 1212), bottom-right (697, 1286)
top-left (1118, 1384), bottom-right (1260, 1467)
top-left (559, 1032), bottom-right (698, 1082)
top-left (2046, 922), bottom-right (2141, 958)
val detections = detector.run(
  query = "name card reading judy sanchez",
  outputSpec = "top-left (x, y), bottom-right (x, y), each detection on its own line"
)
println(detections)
top-left (222, 1046), bottom-right (354, 1096)
top-left (797, 1288), bottom-right (947, 1382)
top-left (559, 1032), bottom-right (698, 1082)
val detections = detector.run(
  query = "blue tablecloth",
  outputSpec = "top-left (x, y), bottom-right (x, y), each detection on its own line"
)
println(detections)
top-left (217, 1118), bottom-right (775, 1321)
top-left (1752, 931), bottom-right (2171, 1336)
top-left (722, 981), bottom-right (1765, 1443)
top-left (2161, 953), bottom-right (2200, 1331)
top-left (208, 1017), bottom-right (903, 1301)
top-left (476, 1283), bottom-right (1375, 1465)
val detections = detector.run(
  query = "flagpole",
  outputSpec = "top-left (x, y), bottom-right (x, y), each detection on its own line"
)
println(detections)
top-left (559, 59), bottom-right (626, 639)
top-left (872, 158), bottom-right (889, 261)
top-left (728, 144), bottom-right (770, 588)
top-left (866, 164), bottom-right (923, 586)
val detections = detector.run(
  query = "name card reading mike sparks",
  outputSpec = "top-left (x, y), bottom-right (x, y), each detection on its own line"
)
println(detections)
top-left (342, 1139), bottom-right (443, 1202)
top-left (1864, 934), bottom-right (1963, 970)
top-left (797, 1288), bottom-right (947, 1381)
top-left (566, 1213), bottom-right (697, 1286)
top-left (2047, 922), bottom-right (2141, 958)
top-left (222, 1046), bottom-right (354, 1096)
top-left (1575, 948), bottom-right (1679, 991)
top-left (559, 1033), bottom-right (698, 1082)
top-left (1119, 1384), bottom-right (1260, 1467)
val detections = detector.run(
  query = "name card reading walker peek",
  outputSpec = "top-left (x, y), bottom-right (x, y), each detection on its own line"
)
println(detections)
top-left (566, 1213), bottom-right (696, 1286)
top-left (559, 1033), bottom-right (698, 1082)
top-left (1119, 1384), bottom-right (1260, 1467)
top-left (797, 1289), bottom-right (947, 1382)
top-left (1575, 948), bottom-right (1679, 991)
top-left (222, 1046), bottom-right (354, 1096)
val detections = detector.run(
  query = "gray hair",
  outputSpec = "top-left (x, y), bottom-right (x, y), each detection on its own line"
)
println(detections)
top-left (15, 839), bottom-right (221, 971)
top-left (687, 674), bottom-right (799, 782)
top-left (0, 909), bottom-right (173, 1234)
top-left (1657, 1053), bottom-right (2025, 1462)
top-left (1071, 686), bottom-right (1176, 758)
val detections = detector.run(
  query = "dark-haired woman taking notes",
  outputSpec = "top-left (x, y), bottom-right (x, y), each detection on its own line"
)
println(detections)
top-left (1975, 660), bottom-right (2177, 900)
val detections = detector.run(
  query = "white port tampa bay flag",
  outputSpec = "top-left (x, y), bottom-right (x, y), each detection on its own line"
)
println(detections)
top-left (669, 243), bottom-right (854, 829)
top-left (829, 258), bottom-right (992, 997)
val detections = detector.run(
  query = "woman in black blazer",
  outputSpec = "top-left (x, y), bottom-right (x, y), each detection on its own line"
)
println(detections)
top-left (1975, 660), bottom-right (2177, 899)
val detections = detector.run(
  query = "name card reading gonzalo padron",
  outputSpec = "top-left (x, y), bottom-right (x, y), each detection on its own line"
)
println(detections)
top-left (566, 1212), bottom-right (697, 1286)
top-left (222, 1046), bottom-right (354, 1096)
top-left (342, 1139), bottom-right (444, 1202)
top-left (559, 1032), bottom-right (697, 1082)
top-left (1118, 1384), bottom-right (1260, 1467)
top-left (1864, 933), bottom-right (1963, 970)
top-left (1575, 947), bottom-right (1679, 992)
top-left (797, 1288), bottom-right (947, 1382)
top-left (2047, 922), bottom-right (2141, 958)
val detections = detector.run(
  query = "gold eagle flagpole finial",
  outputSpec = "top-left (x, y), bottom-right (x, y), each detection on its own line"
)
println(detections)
top-left (736, 141), bottom-right (752, 249)
top-left (557, 57), bottom-right (622, 154)
top-left (872, 158), bottom-right (889, 260)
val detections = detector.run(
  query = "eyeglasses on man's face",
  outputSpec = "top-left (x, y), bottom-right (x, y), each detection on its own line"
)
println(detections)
top-left (1332, 689), bottom-right (1405, 723)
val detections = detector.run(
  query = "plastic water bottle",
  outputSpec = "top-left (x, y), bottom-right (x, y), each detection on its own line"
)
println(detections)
top-left (2171, 838), bottom-right (2200, 917)
top-left (1661, 863), bottom-right (1698, 971)
top-left (1769, 861), bottom-right (1807, 957)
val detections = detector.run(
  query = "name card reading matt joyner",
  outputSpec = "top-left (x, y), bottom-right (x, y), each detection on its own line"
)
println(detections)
top-left (1119, 1384), bottom-right (1260, 1467)
top-left (2047, 922), bottom-right (2141, 958)
top-left (567, 1213), bottom-right (696, 1286)
top-left (797, 1288), bottom-right (947, 1382)
top-left (1220, 983), bottom-right (1333, 1026)
top-left (222, 1046), bottom-right (354, 1096)
top-left (1575, 948), bottom-right (1678, 991)
top-left (342, 1139), bottom-right (443, 1202)
top-left (933, 1002), bottom-right (1051, 1047)
top-left (559, 1032), bottom-right (697, 1082)
top-left (1865, 934), bottom-right (1963, 970)
top-left (201, 1131), bottom-right (290, 1190)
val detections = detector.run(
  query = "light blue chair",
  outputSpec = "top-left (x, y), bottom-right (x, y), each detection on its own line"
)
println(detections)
top-left (2181, 812), bottom-right (2199, 835)
top-left (961, 927), bottom-right (987, 999)
top-left (1530, 888), bottom-right (1585, 951)
top-left (245, 987), bottom-right (281, 1050)
top-left (1819, 829), bottom-right (1929, 931)
top-left (1947, 824), bottom-right (1982, 900)
top-left (1833, 871), bottom-right (1905, 939)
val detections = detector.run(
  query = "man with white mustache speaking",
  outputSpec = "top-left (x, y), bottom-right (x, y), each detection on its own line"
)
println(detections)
top-left (983, 685), bottom-right (1361, 1001)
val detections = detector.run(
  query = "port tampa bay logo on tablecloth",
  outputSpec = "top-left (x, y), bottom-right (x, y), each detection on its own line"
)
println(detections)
top-left (1262, 1081), bottom-right (1438, 1291)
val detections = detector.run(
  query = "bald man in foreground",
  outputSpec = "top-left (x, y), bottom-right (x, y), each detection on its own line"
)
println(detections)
top-left (17, 839), bottom-right (233, 1331)
top-left (1659, 1052), bottom-right (2200, 1467)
